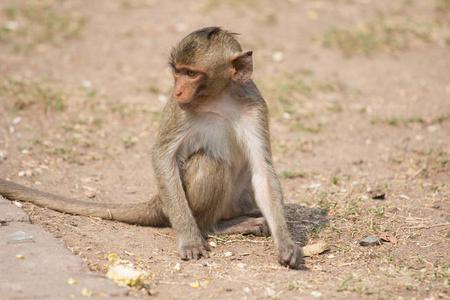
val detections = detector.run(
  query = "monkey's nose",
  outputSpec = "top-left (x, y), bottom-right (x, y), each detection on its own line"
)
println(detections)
top-left (175, 90), bottom-right (182, 97)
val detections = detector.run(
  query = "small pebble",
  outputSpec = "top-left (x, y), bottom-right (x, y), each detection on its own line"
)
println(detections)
top-left (4, 20), bottom-right (18, 31)
top-left (13, 201), bottom-right (23, 208)
top-left (359, 235), bottom-right (382, 246)
top-left (81, 288), bottom-right (93, 297)
top-left (307, 183), bottom-right (321, 189)
top-left (223, 251), bottom-right (233, 257)
top-left (81, 80), bottom-right (92, 89)
top-left (272, 51), bottom-right (284, 62)
top-left (368, 189), bottom-right (385, 200)
top-left (173, 262), bottom-right (181, 272)
top-left (67, 278), bottom-right (78, 285)
top-left (0, 151), bottom-right (7, 161)
top-left (266, 287), bottom-right (276, 297)
top-left (282, 112), bottom-right (291, 120)
top-left (158, 94), bottom-right (168, 103)
top-left (18, 170), bottom-right (33, 177)
top-left (12, 117), bottom-right (22, 125)
top-left (311, 291), bottom-right (322, 298)
top-left (85, 191), bottom-right (96, 198)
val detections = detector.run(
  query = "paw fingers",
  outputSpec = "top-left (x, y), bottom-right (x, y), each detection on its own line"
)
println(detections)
top-left (201, 248), bottom-right (210, 258)
top-left (192, 248), bottom-right (200, 260)
top-left (186, 249), bottom-right (194, 260)
top-left (179, 239), bottom-right (211, 260)
top-left (278, 243), bottom-right (306, 270)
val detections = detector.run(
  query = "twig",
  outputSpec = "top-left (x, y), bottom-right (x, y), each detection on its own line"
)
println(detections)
top-left (407, 223), bottom-right (449, 230)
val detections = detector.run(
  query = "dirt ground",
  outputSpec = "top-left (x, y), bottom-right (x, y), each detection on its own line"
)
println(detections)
top-left (1, 0), bottom-right (449, 299)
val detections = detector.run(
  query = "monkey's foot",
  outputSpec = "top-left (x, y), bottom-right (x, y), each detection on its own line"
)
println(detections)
top-left (278, 241), bottom-right (306, 270)
top-left (215, 216), bottom-right (270, 237)
top-left (178, 236), bottom-right (211, 260)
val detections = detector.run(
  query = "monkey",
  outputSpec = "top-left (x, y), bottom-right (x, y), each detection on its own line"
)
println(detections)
top-left (0, 27), bottom-right (305, 269)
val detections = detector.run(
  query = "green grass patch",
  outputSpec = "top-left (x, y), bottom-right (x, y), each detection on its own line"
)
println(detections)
top-left (0, 2), bottom-right (86, 50)
top-left (323, 17), bottom-right (435, 56)
top-left (0, 77), bottom-right (66, 111)
top-left (280, 170), bottom-right (306, 179)
top-left (435, 0), bottom-right (450, 14)
top-left (261, 73), bottom-right (345, 118)
top-left (199, 0), bottom-right (259, 12)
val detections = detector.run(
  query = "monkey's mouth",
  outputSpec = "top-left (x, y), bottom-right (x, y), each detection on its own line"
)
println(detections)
top-left (178, 102), bottom-right (195, 110)
top-left (178, 103), bottom-right (192, 110)
top-left (178, 96), bottom-right (208, 111)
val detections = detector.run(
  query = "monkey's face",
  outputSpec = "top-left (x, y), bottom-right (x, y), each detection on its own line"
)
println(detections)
top-left (172, 65), bottom-right (209, 108)
top-left (170, 56), bottom-right (251, 110)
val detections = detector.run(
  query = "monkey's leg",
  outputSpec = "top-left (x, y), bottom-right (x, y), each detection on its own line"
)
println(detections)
top-left (215, 216), bottom-right (269, 236)
top-left (215, 184), bottom-right (269, 236)
top-left (181, 152), bottom-right (232, 234)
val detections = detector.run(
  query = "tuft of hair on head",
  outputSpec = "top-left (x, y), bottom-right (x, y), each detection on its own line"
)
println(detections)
top-left (193, 26), bottom-right (222, 39)
top-left (169, 26), bottom-right (242, 67)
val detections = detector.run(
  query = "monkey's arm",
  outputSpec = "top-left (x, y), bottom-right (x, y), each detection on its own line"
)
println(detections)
top-left (151, 146), bottom-right (210, 259)
top-left (238, 104), bottom-right (305, 269)
top-left (151, 106), bottom-right (209, 260)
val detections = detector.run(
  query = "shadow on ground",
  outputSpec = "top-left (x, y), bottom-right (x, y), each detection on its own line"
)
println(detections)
top-left (285, 203), bottom-right (328, 245)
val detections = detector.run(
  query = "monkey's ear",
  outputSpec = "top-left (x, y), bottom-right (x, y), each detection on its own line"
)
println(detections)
top-left (231, 51), bottom-right (253, 84)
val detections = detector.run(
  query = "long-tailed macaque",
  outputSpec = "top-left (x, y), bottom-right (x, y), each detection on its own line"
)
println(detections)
top-left (0, 27), bottom-right (304, 269)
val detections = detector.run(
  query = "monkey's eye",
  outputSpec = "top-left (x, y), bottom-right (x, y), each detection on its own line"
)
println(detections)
top-left (186, 70), bottom-right (199, 78)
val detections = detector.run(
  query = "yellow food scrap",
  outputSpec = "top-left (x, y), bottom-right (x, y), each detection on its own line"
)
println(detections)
top-left (173, 262), bottom-right (182, 272)
top-left (107, 264), bottom-right (146, 287)
top-left (307, 10), bottom-right (318, 20)
top-left (67, 278), bottom-right (79, 285)
top-left (15, 254), bottom-right (25, 260)
top-left (81, 288), bottom-right (93, 297)
top-left (200, 280), bottom-right (210, 288)
top-left (107, 252), bottom-right (120, 263)
top-left (190, 279), bottom-right (210, 288)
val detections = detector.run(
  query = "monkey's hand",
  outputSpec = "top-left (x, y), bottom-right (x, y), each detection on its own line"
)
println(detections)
top-left (278, 241), bottom-right (306, 270)
top-left (178, 235), bottom-right (211, 260)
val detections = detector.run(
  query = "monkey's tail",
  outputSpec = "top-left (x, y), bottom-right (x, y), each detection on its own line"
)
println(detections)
top-left (0, 179), bottom-right (168, 226)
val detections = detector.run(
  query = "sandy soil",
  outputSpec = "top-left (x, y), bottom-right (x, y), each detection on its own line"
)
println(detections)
top-left (0, 0), bottom-right (449, 299)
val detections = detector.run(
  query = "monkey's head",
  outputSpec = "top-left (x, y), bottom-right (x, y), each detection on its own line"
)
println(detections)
top-left (169, 27), bottom-right (253, 109)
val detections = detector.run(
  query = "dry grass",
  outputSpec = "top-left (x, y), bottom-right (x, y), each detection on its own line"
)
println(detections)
top-left (0, 77), bottom-right (66, 111)
top-left (0, 1), bottom-right (85, 51)
top-left (322, 15), bottom-right (447, 56)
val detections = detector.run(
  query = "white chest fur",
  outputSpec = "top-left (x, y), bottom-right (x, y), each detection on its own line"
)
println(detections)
top-left (179, 94), bottom-right (245, 165)
top-left (183, 114), bottom-right (235, 161)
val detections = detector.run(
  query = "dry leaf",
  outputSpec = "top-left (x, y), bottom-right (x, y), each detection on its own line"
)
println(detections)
top-left (302, 241), bottom-right (330, 257)
top-left (379, 232), bottom-right (397, 244)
